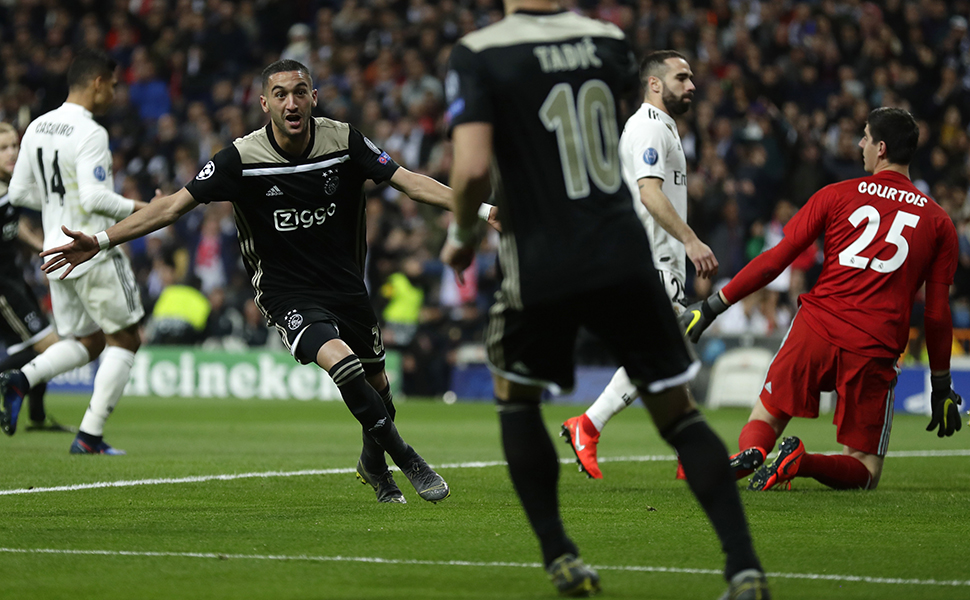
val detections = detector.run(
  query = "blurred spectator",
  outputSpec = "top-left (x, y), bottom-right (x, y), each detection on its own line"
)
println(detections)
top-left (147, 262), bottom-right (211, 346)
top-left (240, 300), bottom-right (270, 348)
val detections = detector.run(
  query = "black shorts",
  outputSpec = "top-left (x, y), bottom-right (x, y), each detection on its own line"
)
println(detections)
top-left (485, 276), bottom-right (697, 395)
top-left (268, 298), bottom-right (385, 374)
top-left (0, 273), bottom-right (53, 354)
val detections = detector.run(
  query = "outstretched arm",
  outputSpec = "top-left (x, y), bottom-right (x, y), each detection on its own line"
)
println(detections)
top-left (720, 235), bottom-right (804, 304)
top-left (440, 122), bottom-right (493, 278)
top-left (389, 165), bottom-right (501, 231)
top-left (40, 187), bottom-right (199, 278)
top-left (680, 236), bottom-right (805, 342)
top-left (389, 167), bottom-right (454, 212)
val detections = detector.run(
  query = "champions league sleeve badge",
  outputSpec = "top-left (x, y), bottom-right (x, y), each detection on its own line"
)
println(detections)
top-left (196, 160), bottom-right (216, 180)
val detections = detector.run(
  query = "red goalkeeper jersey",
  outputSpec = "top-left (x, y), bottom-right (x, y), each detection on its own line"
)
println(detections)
top-left (723, 170), bottom-right (958, 359)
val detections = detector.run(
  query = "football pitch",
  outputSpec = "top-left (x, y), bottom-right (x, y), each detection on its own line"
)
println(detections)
top-left (1, 394), bottom-right (968, 600)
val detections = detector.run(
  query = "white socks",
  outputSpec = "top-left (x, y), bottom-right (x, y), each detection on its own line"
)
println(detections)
top-left (21, 339), bottom-right (91, 387)
top-left (585, 367), bottom-right (639, 432)
top-left (79, 346), bottom-right (135, 436)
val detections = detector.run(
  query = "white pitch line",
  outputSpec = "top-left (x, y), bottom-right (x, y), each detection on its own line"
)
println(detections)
top-left (0, 547), bottom-right (967, 587)
top-left (0, 457), bottom-right (672, 497)
top-left (2, 450), bottom-right (969, 497)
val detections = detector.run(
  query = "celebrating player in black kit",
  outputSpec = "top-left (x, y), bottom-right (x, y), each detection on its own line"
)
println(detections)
top-left (0, 122), bottom-right (71, 434)
top-left (440, 1), bottom-right (768, 597)
top-left (41, 59), bottom-right (451, 504)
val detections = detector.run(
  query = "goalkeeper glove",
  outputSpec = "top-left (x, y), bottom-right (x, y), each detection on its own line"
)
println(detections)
top-left (679, 292), bottom-right (729, 343)
top-left (927, 373), bottom-right (963, 438)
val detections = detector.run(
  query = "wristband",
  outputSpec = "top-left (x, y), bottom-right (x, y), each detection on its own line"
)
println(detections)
top-left (447, 221), bottom-right (477, 249)
top-left (95, 231), bottom-right (111, 251)
top-left (703, 291), bottom-right (729, 318)
top-left (930, 373), bottom-right (952, 394)
top-left (478, 203), bottom-right (494, 221)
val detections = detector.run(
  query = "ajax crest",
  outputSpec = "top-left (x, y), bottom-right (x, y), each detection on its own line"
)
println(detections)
top-left (286, 311), bottom-right (304, 331)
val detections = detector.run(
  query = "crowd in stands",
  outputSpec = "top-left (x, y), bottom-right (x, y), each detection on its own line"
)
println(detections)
top-left (3, 0), bottom-right (970, 393)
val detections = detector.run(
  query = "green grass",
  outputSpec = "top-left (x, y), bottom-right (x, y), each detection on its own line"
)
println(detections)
top-left (1, 394), bottom-right (969, 599)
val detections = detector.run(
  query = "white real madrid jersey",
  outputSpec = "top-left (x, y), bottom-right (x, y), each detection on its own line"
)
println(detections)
top-left (618, 102), bottom-right (689, 284)
top-left (9, 103), bottom-right (131, 278)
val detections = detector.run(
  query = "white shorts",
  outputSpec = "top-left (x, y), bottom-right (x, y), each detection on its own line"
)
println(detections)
top-left (48, 251), bottom-right (144, 337)
top-left (657, 269), bottom-right (686, 314)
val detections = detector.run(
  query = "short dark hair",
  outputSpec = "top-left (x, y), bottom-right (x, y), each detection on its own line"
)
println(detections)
top-left (261, 59), bottom-right (312, 92)
top-left (867, 107), bottom-right (919, 165)
top-left (640, 50), bottom-right (688, 86)
top-left (67, 49), bottom-right (117, 90)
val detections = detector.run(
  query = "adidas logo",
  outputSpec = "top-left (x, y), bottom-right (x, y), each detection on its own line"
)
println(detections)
top-left (265, 185), bottom-right (283, 196)
top-left (764, 381), bottom-right (772, 394)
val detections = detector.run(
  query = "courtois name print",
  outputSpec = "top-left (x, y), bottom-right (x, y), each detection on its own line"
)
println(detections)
top-left (196, 161), bottom-right (215, 180)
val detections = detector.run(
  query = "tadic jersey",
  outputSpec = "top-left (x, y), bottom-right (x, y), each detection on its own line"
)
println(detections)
top-left (619, 103), bottom-right (688, 282)
top-left (782, 170), bottom-right (957, 358)
top-left (446, 9), bottom-right (648, 308)
top-left (8, 102), bottom-right (132, 279)
top-left (185, 118), bottom-right (400, 319)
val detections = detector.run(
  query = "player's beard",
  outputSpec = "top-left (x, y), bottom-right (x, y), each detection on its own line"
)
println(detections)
top-left (662, 85), bottom-right (692, 116)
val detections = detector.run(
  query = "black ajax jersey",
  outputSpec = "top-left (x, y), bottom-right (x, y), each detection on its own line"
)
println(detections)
top-left (0, 182), bottom-right (22, 271)
top-left (447, 10), bottom-right (654, 308)
top-left (185, 118), bottom-right (400, 318)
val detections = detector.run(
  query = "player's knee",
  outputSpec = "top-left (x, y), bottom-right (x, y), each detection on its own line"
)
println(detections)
top-left (846, 449), bottom-right (883, 490)
top-left (864, 464), bottom-right (883, 490)
top-left (33, 332), bottom-right (58, 353)
top-left (105, 324), bottom-right (141, 353)
top-left (78, 331), bottom-right (106, 359)
top-left (750, 400), bottom-right (789, 436)
top-left (293, 321), bottom-right (341, 366)
top-left (642, 383), bottom-right (695, 432)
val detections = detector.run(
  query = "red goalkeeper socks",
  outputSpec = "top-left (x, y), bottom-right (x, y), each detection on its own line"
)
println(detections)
top-left (798, 453), bottom-right (872, 489)
top-left (738, 419), bottom-right (777, 461)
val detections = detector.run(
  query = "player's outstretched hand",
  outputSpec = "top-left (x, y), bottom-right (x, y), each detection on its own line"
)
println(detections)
top-left (39, 226), bottom-right (100, 280)
top-left (927, 373), bottom-right (963, 437)
top-left (678, 291), bottom-right (730, 343)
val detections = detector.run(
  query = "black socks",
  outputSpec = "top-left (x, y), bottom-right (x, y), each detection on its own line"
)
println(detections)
top-left (498, 402), bottom-right (578, 567)
top-left (0, 349), bottom-right (47, 423)
top-left (360, 384), bottom-right (397, 472)
top-left (663, 410), bottom-right (762, 579)
top-left (329, 356), bottom-right (415, 468)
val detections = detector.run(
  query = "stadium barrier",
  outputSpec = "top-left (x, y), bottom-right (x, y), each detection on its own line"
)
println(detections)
top-left (31, 341), bottom-right (970, 414)
top-left (45, 346), bottom-right (402, 401)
